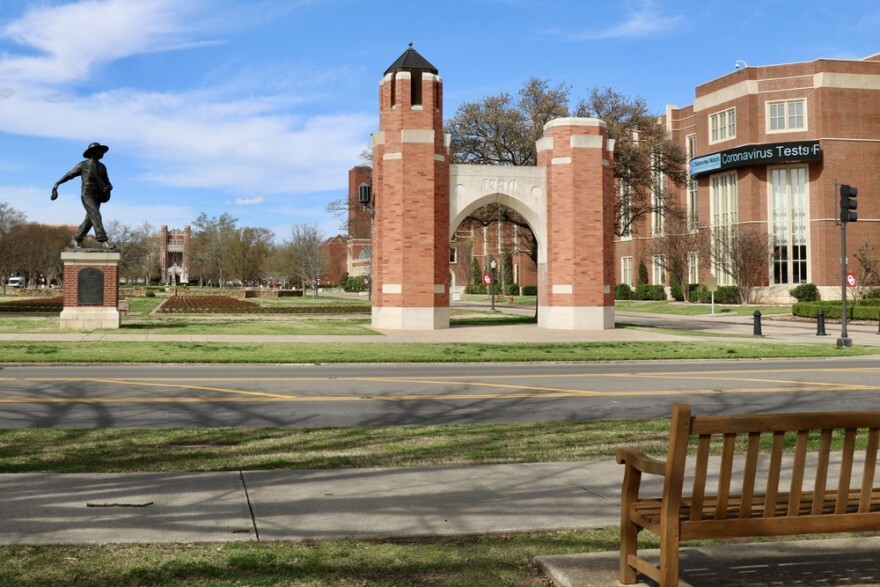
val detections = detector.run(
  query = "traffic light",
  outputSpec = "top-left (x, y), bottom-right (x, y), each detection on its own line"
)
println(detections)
top-left (840, 184), bottom-right (858, 223)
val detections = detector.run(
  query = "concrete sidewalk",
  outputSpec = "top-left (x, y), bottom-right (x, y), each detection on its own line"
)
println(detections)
top-left (3, 461), bottom-right (880, 585)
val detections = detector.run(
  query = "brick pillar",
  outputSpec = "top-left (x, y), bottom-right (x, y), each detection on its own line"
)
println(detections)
top-left (371, 51), bottom-right (450, 329)
top-left (59, 250), bottom-right (122, 329)
top-left (536, 118), bottom-right (616, 329)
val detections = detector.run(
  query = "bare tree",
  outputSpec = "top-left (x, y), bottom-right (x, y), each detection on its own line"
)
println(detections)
top-left (647, 203), bottom-right (709, 302)
top-left (575, 87), bottom-right (688, 237)
top-left (189, 213), bottom-right (238, 286)
top-left (711, 225), bottom-right (773, 304)
top-left (0, 203), bottom-right (27, 292)
top-left (447, 78), bottom-right (570, 167)
top-left (7, 223), bottom-right (68, 287)
top-left (851, 241), bottom-right (880, 304)
top-left (223, 226), bottom-right (274, 286)
top-left (106, 221), bottom-right (160, 284)
top-left (284, 224), bottom-right (329, 296)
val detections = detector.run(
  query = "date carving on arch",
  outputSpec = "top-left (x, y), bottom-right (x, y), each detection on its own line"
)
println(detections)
top-left (482, 178), bottom-right (518, 194)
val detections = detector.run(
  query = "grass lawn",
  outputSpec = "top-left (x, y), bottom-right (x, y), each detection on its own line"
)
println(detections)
top-left (615, 299), bottom-right (792, 316)
top-left (0, 529), bottom-right (633, 587)
top-left (0, 339), bottom-right (874, 363)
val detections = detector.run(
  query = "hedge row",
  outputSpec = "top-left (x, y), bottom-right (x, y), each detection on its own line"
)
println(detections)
top-left (793, 299), bottom-right (880, 320)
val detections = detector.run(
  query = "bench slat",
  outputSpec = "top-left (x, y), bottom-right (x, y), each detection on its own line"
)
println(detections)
top-left (813, 429), bottom-right (833, 515)
top-left (788, 430), bottom-right (809, 516)
top-left (716, 433), bottom-right (736, 519)
top-left (691, 412), bottom-right (880, 435)
top-left (764, 431), bottom-right (785, 517)
top-left (837, 429), bottom-right (857, 513)
top-left (860, 428), bottom-right (880, 513)
top-left (740, 432), bottom-right (760, 518)
top-left (690, 434), bottom-right (711, 521)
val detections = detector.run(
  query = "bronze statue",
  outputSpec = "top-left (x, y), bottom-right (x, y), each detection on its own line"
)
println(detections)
top-left (51, 142), bottom-right (115, 250)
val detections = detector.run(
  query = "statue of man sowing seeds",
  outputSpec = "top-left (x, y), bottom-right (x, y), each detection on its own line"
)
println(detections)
top-left (51, 142), bottom-right (116, 250)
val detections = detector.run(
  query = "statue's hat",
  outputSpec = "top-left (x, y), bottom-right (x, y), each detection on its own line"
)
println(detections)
top-left (83, 142), bottom-right (109, 158)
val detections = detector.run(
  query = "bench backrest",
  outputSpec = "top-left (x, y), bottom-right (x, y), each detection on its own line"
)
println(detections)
top-left (665, 404), bottom-right (880, 522)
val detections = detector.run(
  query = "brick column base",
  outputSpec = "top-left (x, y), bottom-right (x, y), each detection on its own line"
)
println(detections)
top-left (60, 250), bottom-right (122, 330)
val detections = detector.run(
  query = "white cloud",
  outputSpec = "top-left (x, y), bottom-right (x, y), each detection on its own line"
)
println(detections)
top-left (0, 0), bottom-right (213, 85)
top-left (0, 0), bottom-right (374, 199)
top-left (545, 0), bottom-right (683, 41)
top-left (233, 196), bottom-right (266, 206)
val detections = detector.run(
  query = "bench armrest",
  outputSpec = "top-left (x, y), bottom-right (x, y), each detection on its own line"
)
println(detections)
top-left (616, 447), bottom-right (666, 476)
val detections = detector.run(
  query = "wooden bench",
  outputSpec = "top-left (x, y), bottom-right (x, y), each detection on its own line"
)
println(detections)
top-left (616, 403), bottom-right (880, 586)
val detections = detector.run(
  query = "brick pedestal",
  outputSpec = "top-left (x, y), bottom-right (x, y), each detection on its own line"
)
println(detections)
top-left (60, 250), bottom-right (122, 330)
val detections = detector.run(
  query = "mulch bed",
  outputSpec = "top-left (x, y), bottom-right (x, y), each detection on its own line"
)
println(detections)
top-left (158, 296), bottom-right (370, 314)
top-left (0, 296), bottom-right (64, 312)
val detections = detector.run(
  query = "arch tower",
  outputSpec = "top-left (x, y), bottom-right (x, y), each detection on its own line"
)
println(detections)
top-left (371, 47), bottom-right (615, 330)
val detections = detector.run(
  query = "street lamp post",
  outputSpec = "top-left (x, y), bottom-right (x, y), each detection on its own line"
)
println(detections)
top-left (489, 258), bottom-right (497, 312)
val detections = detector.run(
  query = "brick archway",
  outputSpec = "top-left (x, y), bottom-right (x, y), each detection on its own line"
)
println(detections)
top-left (370, 47), bottom-right (615, 330)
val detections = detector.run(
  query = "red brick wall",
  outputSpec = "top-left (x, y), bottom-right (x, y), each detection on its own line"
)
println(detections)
top-left (63, 263), bottom-right (119, 308)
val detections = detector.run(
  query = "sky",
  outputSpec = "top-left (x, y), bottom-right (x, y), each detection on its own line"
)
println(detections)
top-left (1, 0), bottom-right (879, 243)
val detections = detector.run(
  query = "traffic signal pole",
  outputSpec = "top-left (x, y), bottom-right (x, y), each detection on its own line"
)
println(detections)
top-left (837, 184), bottom-right (858, 348)
top-left (838, 219), bottom-right (850, 347)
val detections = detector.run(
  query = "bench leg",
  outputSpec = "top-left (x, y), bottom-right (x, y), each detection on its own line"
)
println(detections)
top-left (619, 518), bottom-right (639, 584)
top-left (619, 467), bottom-right (641, 584)
top-left (658, 530), bottom-right (680, 587)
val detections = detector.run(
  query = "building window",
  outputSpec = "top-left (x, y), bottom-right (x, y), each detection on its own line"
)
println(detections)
top-left (710, 171), bottom-right (738, 286)
top-left (621, 257), bottom-right (633, 287)
top-left (651, 151), bottom-right (664, 235)
top-left (619, 182), bottom-right (632, 238)
top-left (449, 247), bottom-right (458, 264)
top-left (688, 252), bottom-right (699, 285)
top-left (686, 135), bottom-right (699, 230)
top-left (652, 255), bottom-right (666, 285)
top-left (770, 166), bottom-right (809, 285)
top-left (710, 107), bottom-right (736, 143)
top-left (767, 99), bottom-right (806, 132)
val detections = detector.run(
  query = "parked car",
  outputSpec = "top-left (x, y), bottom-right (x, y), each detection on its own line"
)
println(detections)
top-left (6, 277), bottom-right (24, 288)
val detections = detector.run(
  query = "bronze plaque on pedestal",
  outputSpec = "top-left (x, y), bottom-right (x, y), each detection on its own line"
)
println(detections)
top-left (77, 268), bottom-right (104, 305)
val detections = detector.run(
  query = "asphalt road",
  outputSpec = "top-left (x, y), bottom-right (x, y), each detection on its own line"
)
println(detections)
top-left (1, 358), bottom-right (879, 428)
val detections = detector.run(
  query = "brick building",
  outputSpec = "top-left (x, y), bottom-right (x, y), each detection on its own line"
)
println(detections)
top-left (160, 225), bottom-right (190, 285)
top-left (616, 52), bottom-right (880, 301)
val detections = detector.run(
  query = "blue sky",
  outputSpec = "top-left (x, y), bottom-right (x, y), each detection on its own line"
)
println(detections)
top-left (1, 0), bottom-right (879, 242)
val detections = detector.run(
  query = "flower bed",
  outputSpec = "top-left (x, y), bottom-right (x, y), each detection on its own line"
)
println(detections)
top-left (157, 296), bottom-right (370, 314)
top-left (0, 296), bottom-right (64, 312)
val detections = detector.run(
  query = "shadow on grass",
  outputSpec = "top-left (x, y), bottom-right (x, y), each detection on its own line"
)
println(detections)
top-left (450, 315), bottom-right (537, 327)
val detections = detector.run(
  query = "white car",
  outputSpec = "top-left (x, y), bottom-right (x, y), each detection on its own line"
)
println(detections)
top-left (6, 277), bottom-right (24, 288)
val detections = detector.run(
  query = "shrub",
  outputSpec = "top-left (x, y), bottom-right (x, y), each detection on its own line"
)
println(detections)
top-left (467, 284), bottom-right (487, 295)
top-left (521, 285), bottom-right (537, 296)
top-left (634, 284), bottom-right (666, 301)
top-left (615, 283), bottom-right (633, 300)
top-left (505, 283), bottom-right (520, 296)
top-left (790, 283), bottom-right (819, 302)
top-left (637, 260), bottom-right (648, 285)
top-left (145, 290), bottom-right (156, 298)
top-left (691, 284), bottom-right (709, 303)
top-left (714, 285), bottom-right (739, 304)
top-left (670, 282), bottom-right (683, 302)
top-left (343, 275), bottom-right (368, 292)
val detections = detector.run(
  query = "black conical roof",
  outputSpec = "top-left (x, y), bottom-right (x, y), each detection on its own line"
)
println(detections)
top-left (384, 43), bottom-right (438, 75)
